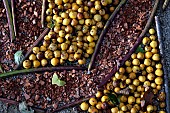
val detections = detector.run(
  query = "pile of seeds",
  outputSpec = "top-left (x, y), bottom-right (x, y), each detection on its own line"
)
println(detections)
top-left (80, 28), bottom-right (166, 113)
top-left (22, 0), bottom-right (120, 69)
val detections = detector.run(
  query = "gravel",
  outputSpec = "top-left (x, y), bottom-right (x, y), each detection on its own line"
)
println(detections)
top-left (157, 1), bottom-right (170, 112)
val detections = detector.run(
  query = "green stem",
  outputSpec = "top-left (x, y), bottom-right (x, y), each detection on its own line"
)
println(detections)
top-left (0, 66), bottom-right (86, 78)
top-left (87, 0), bottom-right (127, 74)
top-left (3, 0), bottom-right (15, 42)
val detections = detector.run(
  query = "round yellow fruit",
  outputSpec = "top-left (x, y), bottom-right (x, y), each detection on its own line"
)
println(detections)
top-left (89, 98), bottom-right (97, 106)
top-left (152, 54), bottom-right (160, 61)
top-left (125, 60), bottom-right (131, 67)
top-left (155, 77), bottom-right (163, 85)
top-left (156, 63), bottom-right (162, 69)
top-left (149, 28), bottom-right (155, 34)
top-left (45, 50), bottom-right (53, 59)
top-left (146, 66), bottom-right (154, 73)
top-left (145, 52), bottom-right (153, 59)
top-left (147, 73), bottom-right (155, 81)
top-left (130, 107), bottom-right (137, 113)
top-left (137, 52), bottom-right (144, 59)
top-left (128, 96), bottom-right (135, 104)
top-left (29, 54), bottom-right (36, 60)
top-left (51, 58), bottom-right (59, 66)
top-left (144, 59), bottom-right (151, 66)
top-left (101, 95), bottom-right (109, 103)
top-left (33, 47), bottom-right (40, 54)
top-left (96, 102), bottom-right (102, 109)
top-left (111, 107), bottom-right (119, 113)
top-left (126, 67), bottom-right (132, 73)
top-left (150, 41), bottom-right (158, 48)
top-left (138, 75), bottom-right (146, 82)
top-left (132, 66), bottom-right (140, 73)
top-left (132, 59), bottom-right (140, 65)
top-left (131, 53), bottom-right (137, 59)
top-left (80, 102), bottom-right (89, 111)
top-left (41, 59), bottom-right (48, 67)
top-left (147, 105), bottom-right (154, 112)
top-left (33, 60), bottom-right (40, 68)
top-left (155, 69), bottom-right (163, 76)
top-left (142, 37), bottom-right (150, 45)
top-left (23, 60), bottom-right (31, 69)
top-left (150, 35), bottom-right (156, 40)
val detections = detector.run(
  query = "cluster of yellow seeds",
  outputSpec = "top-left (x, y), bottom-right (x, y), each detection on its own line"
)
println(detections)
top-left (80, 28), bottom-right (166, 113)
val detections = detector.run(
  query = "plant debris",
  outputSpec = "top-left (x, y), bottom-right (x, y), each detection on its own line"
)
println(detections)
top-left (14, 50), bottom-right (24, 65)
top-left (52, 73), bottom-right (66, 86)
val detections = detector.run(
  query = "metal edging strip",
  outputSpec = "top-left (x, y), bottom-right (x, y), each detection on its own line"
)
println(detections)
top-left (155, 16), bottom-right (170, 113)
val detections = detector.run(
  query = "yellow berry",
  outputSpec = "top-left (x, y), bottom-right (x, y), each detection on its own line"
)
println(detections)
top-left (80, 102), bottom-right (89, 111)
top-left (149, 28), bottom-right (155, 34)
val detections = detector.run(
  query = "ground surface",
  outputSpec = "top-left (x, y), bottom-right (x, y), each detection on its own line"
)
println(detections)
top-left (0, 1), bottom-right (170, 113)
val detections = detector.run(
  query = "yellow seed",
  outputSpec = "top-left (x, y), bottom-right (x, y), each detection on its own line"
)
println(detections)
top-left (149, 28), bottom-right (155, 34)
top-left (150, 41), bottom-right (158, 48)
top-left (142, 37), bottom-right (150, 45)
top-left (155, 77), bottom-right (163, 85)
top-left (131, 53), bottom-right (137, 59)
top-left (132, 59), bottom-right (140, 65)
top-left (145, 52), bottom-right (153, 59)
top-left (147, 73), bottom-right (155, 81)
top-left (146, 66), bottom-right (154, 73)
top-left (155, 69), bottom-right (163, 76)
top-left (152, 54), bottom-right (160, 61)
top-left (149, 35), bottom-right (156, 40)
top-left (138, 76), bottom-right (146, 82)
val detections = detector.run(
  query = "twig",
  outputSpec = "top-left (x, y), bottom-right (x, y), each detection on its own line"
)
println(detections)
top-left (3, 0), bottom-right (15, 42)
top-left (0, 63), bottom-right (4, 73)
top-left (41, 0), bottom-right (46, 28)
top-left (0, 66), bottom-right (86, 78)
top-left (155, 16), bottom-right (170, 113)
top-left (98, 0), bottom-right (160, 88)
top-left (163, 0), bottom-right (169, 10)
top-left (0, 98), bottom-right (46, 113)
top-left (52, 96), bottom-right (94, 113)
top-left (11, 0), bottom-right (17, 36)
top-left (14, 28), bottom-right (50, 70)
top-left (87, 0), bottom-right (127, 74)
top-left (0, 97), bottom-right (18, 105)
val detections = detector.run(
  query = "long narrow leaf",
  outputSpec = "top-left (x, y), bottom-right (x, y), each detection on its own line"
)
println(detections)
top-left (3, 0), bottom-right (15, 42)
top-left (11, 0), bottom-right (17, 36)
top-left (107, 93), bottom-right (119, 105)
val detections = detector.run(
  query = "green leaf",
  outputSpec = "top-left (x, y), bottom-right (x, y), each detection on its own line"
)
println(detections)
top-left (14, 50), bottom-right (24, 65)
top-left (107, 93), bottom-right (119, 105)
top-left (52, 73), bottom-right (66, 86)
top-left (135, 45), bottom-right (145, 53)
top-left (55, 79), bottom-right (66, 86)
top-left (49, 19), bottom-right (55, 29)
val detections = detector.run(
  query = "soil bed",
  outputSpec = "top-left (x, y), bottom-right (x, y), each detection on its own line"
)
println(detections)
top-left (0, 0), bottom-right (152, 112)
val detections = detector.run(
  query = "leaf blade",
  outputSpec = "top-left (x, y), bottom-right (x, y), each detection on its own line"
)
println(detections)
top-left (107, 93), bottom-right (119, 105)
top-left (135, 45), bottom-right (145, 53)
top-left (52, 73), bottom-right (66, 86)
